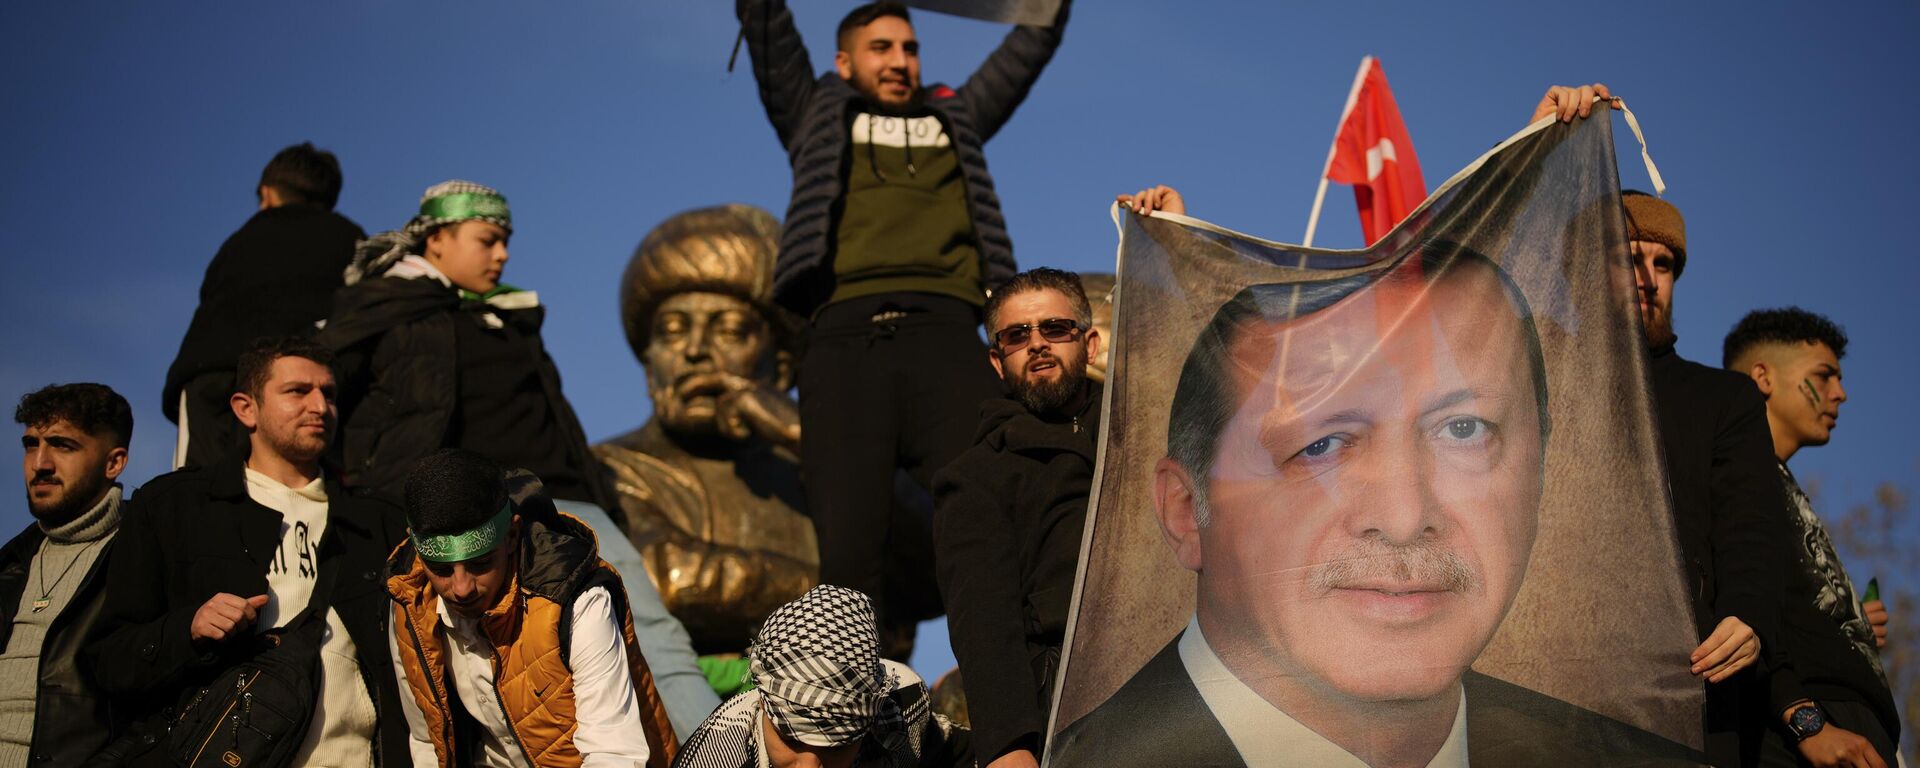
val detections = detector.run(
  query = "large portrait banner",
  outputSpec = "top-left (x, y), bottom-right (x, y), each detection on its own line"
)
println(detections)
top-left (1046, 115), bottom-right (1706, 767)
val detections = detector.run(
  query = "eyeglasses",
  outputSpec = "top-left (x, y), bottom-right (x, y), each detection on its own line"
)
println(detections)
top-left (992, 318), bottom-right (1086, 352)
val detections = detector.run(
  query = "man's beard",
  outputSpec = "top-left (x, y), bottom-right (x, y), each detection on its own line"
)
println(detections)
top-left (263, 419), bottom-right (330, 465)
top-left (1641, 304), bottom-right (1676, 348)
top-left (1009, 350), bottom-right (1089, 415)
top-left (26, 470), bottom-right (109, 527)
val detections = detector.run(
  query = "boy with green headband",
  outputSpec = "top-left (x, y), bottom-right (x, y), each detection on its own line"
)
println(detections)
top-left (320, 180), bottom-right (721, 734)
top-left (386, 449), bottom-right (679, 767)
top-left (320, 180), bottom-right (604, 505)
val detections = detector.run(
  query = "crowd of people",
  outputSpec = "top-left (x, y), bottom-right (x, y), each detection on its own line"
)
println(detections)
top-left (1, 1), bottom-right (1903, 766)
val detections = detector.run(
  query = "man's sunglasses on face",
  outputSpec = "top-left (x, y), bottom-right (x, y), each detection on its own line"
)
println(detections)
top-left (993, 318), bottom-right (1086, 352)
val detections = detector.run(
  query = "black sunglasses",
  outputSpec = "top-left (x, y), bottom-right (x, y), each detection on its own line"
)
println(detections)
top-left (992, 318), bottom-right (1086, 352)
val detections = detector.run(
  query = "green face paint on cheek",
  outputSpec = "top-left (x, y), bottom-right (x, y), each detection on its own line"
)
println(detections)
top-left (1799, 379), bottom-right (1823, 410)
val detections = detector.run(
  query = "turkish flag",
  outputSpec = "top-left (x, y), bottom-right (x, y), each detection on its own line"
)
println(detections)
top-left (1324, 57), bottom-right (1426, 244)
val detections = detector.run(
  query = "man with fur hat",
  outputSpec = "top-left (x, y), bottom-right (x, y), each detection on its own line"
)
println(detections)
top-left (594, 205), bottom-right (818, 673)
top-left (1619, 186), bottom-right (1800, 767)
top-left (386, 449), bottom-right (678, 767)
top-left (673, 585), bottom-right (971, 768)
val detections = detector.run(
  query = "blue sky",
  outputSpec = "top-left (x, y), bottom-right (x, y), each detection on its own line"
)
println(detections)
top-left (4, 2), bottom-right (1917, 683)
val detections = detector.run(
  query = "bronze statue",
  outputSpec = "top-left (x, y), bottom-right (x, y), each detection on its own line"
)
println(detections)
top-left (595, 204), bottom-right (818, 655)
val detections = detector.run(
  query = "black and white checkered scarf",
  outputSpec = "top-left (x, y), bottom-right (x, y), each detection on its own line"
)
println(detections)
top-left (748, 585), bottom-right (902, 748)
top-left (343, 179), bottom-right (514, 286)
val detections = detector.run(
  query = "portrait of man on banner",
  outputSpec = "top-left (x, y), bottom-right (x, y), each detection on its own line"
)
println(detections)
top-left (1047, 116), bottom-right (1711, 768)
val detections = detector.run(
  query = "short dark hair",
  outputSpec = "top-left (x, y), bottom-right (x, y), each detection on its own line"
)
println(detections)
top-left (235, 336), bottom-right (336, 400)
top-left (1722, 307), bottom-right (1849, 369)
top-left (1167, 243), bottom-right (1549, 503)
top-left (984, 267), bottom-right (1095, 336)
top-left (404, 449), bottom-right (508, 537)
top-left (837, 2), bottom-right (912, 50)
top-left (258, 142), bottom-right (344, 210)
top-left (15, 383), bottom-right (133, 449)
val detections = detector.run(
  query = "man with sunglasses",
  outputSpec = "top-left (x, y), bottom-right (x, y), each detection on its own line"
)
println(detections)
top-left (932, 268), bottom-right (1103, 768)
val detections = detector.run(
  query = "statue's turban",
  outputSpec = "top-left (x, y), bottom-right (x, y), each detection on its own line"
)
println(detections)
top-left (621, 204), bottom-right (802, 359)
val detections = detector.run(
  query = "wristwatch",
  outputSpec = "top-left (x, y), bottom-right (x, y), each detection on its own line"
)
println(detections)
top-left (1785, 703), bottom-right (1828, 743)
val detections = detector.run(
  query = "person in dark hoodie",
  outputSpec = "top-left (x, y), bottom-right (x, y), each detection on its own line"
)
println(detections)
top-left (164, 142), bottom-right (365, 469)
top-left (733, 0), bottom-right (1070, 645)
top-left (932, 268), bottom-right (1102, 768)
top-left (317, 179), bottom-right (606, 508)
top-left (315, 180), bottom-right (719, 733)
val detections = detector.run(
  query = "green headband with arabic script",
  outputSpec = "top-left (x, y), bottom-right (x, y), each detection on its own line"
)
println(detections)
top-left (411, 501), bottom-right (513, 563)
top-left (419, 191), bottom-right (512, 229)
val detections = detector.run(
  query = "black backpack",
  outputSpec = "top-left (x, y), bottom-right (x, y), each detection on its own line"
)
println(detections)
top-left (166, 570), bottom-right (335, 768)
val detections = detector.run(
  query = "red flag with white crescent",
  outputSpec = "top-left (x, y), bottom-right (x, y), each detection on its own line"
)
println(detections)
top-left (1324, 57), bottom-right (1427, 245)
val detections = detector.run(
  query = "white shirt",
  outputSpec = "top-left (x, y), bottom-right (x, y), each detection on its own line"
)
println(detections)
top-left (243, 468), bottom-right (376, 768)
top-left (1179, 617), bottom-right (1469, 768)
top-left (389, 585), bottom-right (653, 767)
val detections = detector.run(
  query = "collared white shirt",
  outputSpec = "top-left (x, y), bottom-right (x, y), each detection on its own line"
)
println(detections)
top-left (390, 585), bottom-right (653, 767)
top-left (1179, 617), bottom-right (1469, 768)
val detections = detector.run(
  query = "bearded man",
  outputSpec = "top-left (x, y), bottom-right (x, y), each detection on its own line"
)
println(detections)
top-left (931, 267), bottom-right (1103, 768)
top-left (0, 383), bottom-right (132, 764)
top-left (87, 337), bottom-right (412, 766)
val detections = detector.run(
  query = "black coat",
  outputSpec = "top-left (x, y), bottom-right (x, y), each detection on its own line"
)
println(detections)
top-left (314, 276), bottom-right (614, 509)
top-left (1648, 344), bottom-right (1795, 763)
top-left (162, 205), bottom-right (364, 423)
top-left (81, 457), bottom-right (411, 767)
top-left (734, 0), bottom-right (1069, 316)
top-left (932, 382), bottom-right (1100, 761)
top-left (0, 509), bottom-right (125, 765)
top-left (1049, 634), bottom-right (1702, 768)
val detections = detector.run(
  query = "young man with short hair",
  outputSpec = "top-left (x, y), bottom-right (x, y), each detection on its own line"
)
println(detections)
top-left (88, 337), bottom-right (411, 766)
top-left (1724, 308), bottom-right (1899, 768)
top-left (932, 268), bottom-right (1102, 768)
top-left (165, 142), bottom-right (365, 468)
top-left (733, 0), bottom-right (1069, 645)
top-left (385, 449), bottom-right (677, 767)
top-left (0, 383), bottom-right (132, 765)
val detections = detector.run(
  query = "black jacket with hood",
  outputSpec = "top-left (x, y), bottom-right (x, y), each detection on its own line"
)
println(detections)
top-left (314, 275), bottom-right (614, 510)
top-left (931, 380), bottom-right (1101, 761)
top-left (734, 0), bottom-right (1070, 317)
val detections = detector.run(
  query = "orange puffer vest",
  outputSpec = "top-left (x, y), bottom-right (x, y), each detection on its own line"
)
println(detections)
top-left (388, 503), bottom-right (677, 767)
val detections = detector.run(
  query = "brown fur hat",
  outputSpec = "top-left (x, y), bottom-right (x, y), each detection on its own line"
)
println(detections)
top-left (1622, 190), bottom-right (1687, 278)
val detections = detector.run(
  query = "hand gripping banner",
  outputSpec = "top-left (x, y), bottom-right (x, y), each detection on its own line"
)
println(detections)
top-left (1046, 114), bottom-right (1705, 767)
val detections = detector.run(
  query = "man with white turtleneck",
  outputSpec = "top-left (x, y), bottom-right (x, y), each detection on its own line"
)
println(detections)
top-left (0, 383), bottom-right (133, 765)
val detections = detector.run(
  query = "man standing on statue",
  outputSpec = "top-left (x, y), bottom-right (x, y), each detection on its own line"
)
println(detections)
top-left (732, 0), bottom-right (1071, 652)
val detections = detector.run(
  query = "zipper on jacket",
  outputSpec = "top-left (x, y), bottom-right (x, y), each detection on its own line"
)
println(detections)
top-left (488, 643), bottom-right (539, 768)
top-left (401, 613), bottom-right (455, 768)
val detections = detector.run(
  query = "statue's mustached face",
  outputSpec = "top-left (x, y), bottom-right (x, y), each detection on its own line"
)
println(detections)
top-left (645, 291), bottom-right (781, 436)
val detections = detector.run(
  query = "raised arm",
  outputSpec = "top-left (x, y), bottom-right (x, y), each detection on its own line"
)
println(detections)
top-left (736, 0), bottom-right (819, 151)
top-left (958, 0), bottom-right (1072, 143)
